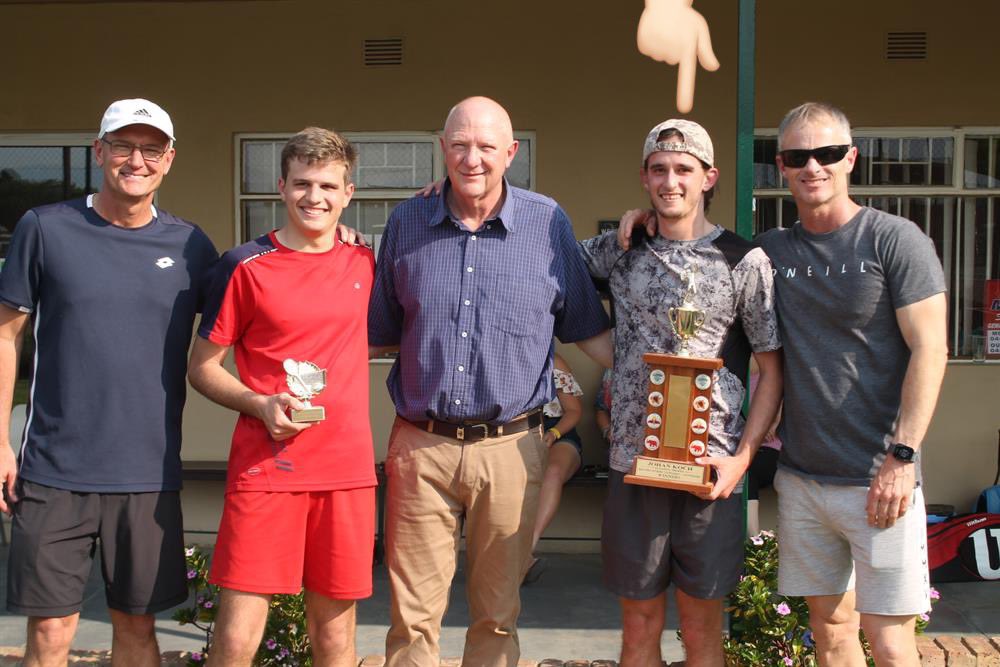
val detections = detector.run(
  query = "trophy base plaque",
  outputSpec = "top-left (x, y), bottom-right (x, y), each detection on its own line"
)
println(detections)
top-left (626, 352), bottom-right (722, 494)
top-left (625, 456), bottom-right (713, 493)
top-left (290, 406), bottom-right (325, 423)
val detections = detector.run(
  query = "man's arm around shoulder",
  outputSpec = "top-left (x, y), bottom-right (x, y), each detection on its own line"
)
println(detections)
top-left (188, 337), bottom-right (311, 442)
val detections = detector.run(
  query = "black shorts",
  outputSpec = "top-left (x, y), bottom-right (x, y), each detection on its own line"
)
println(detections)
top-left (601, 470), bottom-right (744, 600)
top-left (6, 479), bottom-right (188, 617)
top-left (747, 446), bottom-right (779, 500)
top-left (543, 415), bottom-right (583, 458)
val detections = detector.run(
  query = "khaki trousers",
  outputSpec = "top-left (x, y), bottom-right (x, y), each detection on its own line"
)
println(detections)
top-left (384, 416), bottom-right (546, 667)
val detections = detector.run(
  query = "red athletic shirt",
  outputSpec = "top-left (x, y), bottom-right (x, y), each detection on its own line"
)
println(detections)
top-left (198, 232), bottom-right (376, 492)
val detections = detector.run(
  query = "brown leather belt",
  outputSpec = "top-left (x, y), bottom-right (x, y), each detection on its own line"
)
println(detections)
top-left (411, 410), bottom-right (543, 443)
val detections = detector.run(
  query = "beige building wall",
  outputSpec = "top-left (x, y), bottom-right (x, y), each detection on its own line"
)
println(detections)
top-left (2, 0), bottom-right (997, 542)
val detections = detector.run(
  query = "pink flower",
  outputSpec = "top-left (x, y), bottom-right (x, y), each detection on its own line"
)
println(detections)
top-left (930, 588), bottom-right (941, 600)
top-left (775, 602), bottom-right (792, 616)
top-left (920, 613), bottom-right (930, 622)
top-left (783, 658), bottom-right (793, 666)
top-left (751, 535), bottom-right (764, 546)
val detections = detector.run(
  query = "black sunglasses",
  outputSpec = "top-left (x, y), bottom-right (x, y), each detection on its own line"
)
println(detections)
top-left (778, 144), bottom-right (851, 169)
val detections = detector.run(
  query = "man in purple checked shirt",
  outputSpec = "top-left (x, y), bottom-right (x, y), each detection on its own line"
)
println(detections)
top-left (368, 96), bottom-right (612, 667)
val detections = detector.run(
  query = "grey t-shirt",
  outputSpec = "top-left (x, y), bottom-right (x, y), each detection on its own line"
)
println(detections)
top-left (580, 226), bottom-right (781, 475)
top-left (757, 207), bottom-right (946, 485)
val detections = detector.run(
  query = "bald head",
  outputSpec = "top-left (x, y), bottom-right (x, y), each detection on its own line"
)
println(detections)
top-left (441, 96), bottom-right (519, 208)
top-left (443, 96), bottom-right (514, 145)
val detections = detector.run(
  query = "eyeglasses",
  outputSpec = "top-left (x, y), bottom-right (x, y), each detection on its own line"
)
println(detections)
top-left (778, 144), bottom-right (851, 169)
top-left (100, 137), bottom-right (169, 162)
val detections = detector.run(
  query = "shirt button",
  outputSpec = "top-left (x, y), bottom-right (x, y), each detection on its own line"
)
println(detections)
top-left (466, 266), bottom-right (474, 273)
top-left (486, 224), bottom-right (492, 230)
top-left (464, 299), bottom-right (471, 306)
top-left (454, 399), bottom-right (461, 405)
top-left (461, 331), bottom-right (468, 338)
top-left (457, 365), bottom-right (465, 372)
top-left (470, 235), bottom-right (477, 240)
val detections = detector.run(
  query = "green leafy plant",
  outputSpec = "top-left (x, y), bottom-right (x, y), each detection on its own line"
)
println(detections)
top-left (724, 531), bottom-right (938, 667)
top-left (172, 544), bottom-right (313, 666)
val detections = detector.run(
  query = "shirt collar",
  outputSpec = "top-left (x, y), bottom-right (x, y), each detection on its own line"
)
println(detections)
top-left (431, 177), bottom-right (518, 232)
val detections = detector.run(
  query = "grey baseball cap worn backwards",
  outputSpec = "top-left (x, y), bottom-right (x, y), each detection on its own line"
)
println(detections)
top-left (642, 119), bottom-right (714, 167)
top-left (98, 98), bottom-right (175, 142)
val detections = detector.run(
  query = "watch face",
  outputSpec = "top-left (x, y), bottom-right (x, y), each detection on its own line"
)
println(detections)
top-left (892, 444), bottom-right (915, 462)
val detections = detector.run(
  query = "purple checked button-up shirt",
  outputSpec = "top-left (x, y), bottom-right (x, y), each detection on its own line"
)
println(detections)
top-left (368, 181), bottom-right (609, 425)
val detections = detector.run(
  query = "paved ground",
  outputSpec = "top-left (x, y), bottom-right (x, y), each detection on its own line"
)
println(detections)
top-left (0, 546), bottom-right (997, 662)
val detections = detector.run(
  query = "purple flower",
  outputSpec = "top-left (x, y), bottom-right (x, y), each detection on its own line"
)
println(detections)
top-left (783, 658), bottom-right (793, 666)
top-left (775, 602), bottom-right (792, 616)
top-left (191, 652), bottom-right (203, 662)
top-left (750, 535), bottom-right (764, 546)
top-left (185, 547), bottom-right (196, 557)
top-left (278, 647), bottom-right (290, 658)
top-left (920, 613), bottom-right (930, 622)
top-left (203, 601), bottom-right (214, 609)
top-left (187, 569), bottom-right (197, 580)
top-left (803, 630), bottom-right (814, 647)
top-left (930, 587), bottom-right (941, 600)
top-left (266, 639), bottom-right (277, 650)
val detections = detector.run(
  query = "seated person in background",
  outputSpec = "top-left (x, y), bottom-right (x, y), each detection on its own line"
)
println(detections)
top-left (524, 352), bottom-right (585, 585)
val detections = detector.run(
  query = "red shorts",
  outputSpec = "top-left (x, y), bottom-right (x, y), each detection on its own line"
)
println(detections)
top-left (209, 487), bottom-right (375, 599)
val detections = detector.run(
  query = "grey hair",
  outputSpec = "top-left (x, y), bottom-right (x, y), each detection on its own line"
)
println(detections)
top-left (777, 102), bottom-right (852, 149)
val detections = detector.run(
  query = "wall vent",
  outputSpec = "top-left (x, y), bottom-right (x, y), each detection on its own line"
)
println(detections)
top-left (364, 38), bottom-right (404, 67)
top-left (886, 31), bottom-right (927, 60)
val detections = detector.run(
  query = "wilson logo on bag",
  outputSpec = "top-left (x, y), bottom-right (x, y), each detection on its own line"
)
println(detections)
top-left (928, 513), bottom-right (1000, 583)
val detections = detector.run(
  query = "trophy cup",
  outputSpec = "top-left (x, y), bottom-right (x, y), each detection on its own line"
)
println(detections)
top-left (624, 266), bottom-right (722, 494)
top-left (283, 358), bottom-right (327, 423)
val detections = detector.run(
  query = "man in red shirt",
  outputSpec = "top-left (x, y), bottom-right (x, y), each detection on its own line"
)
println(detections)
top-left (189, 127), bottom-right (376, 667)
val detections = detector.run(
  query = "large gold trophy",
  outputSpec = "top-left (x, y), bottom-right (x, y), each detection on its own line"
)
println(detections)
top-left (625, 267), bottom-right (721, 494)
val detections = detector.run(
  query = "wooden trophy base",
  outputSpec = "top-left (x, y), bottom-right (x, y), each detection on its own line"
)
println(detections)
top-left (625, 352), bottom-right (722, 495)
top-left (625, 456), bottom-right (713, 493)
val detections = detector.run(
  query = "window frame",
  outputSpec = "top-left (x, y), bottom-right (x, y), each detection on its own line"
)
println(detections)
top-left (753, 126), bottom-right (1000, 364)
top-left (233, 130), bottom-right (537, 245)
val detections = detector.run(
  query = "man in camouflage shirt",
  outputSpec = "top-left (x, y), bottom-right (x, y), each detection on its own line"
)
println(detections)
top-left (579, 119), bottom-right (782, 667)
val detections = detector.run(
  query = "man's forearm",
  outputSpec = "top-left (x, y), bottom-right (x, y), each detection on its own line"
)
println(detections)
top-left (737, 350), bottom-right (783, 457)
top-left (892, 344), bottom-right (947, 450)
top-left (574, 330), bottom-right (613, 369)
top-left (189, 361), bottom-right (264, 419)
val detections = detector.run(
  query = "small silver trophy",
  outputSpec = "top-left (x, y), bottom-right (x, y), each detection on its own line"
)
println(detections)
top-left (667, 265), bottom-right (706, 357)
top-left (283, 359), bottom-right (327, 423)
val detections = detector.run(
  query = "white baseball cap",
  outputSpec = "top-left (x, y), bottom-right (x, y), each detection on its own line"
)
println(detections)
top-left (98, 98), bottom-right (175, 142)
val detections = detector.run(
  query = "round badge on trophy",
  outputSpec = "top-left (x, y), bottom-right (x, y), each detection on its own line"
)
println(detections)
top-left (688, 440), bottom-right (706, 456)
top-left (692, 395), bottom-right (710, 412)
top-left (644, 435), bottom-right (660, 451)
top-left (649, 369), bottom-right (666, 385)
top-left (646, 412), bottom-right (663, 429)
top-left (690, 418), bottom-right (708, 435)
top-left (648, 391), bottom-right (664, 407)
top-left (694, 374), bottom-right (712, 391)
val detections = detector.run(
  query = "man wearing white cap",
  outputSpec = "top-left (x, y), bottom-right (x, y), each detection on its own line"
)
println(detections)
top-left (0, 98), bottom-right (218, 666)
top-left (578, 119), bottom-right (782, 666)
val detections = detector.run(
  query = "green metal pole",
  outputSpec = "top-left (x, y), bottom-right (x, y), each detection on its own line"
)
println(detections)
top-left (736, 0), bottom-right (756, 242)
top-left (737, 0), bottom-right (756, 545)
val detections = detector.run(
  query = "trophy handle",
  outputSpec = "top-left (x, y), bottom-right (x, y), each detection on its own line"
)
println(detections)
top-left (694, 312), bottom-right (705, 328)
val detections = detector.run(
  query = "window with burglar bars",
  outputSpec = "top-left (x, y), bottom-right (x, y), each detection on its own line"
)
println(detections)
top-left (753, 129), bottom-right (1000, 360)
top-left (0, 135), bottom-right (99, 259)
top-left (236, 132), bottom-right (535, 256)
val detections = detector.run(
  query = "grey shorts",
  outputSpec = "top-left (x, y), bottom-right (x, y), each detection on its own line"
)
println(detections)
top-left (601, 470), bottom-right (744, 600)
top-left (775, 469), bottom-right (931, 616)
top-left (6, 479), bottom-right (189, 617)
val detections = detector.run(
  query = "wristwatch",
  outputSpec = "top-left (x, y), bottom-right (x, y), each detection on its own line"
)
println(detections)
top-left (891, 443), bottom-right (916, 463)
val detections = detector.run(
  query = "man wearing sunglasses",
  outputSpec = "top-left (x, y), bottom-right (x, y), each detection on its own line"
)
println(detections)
top-left (0, 98), bottom-right (219, 666)
top-left (758, 102), bottom-right (948, 667)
